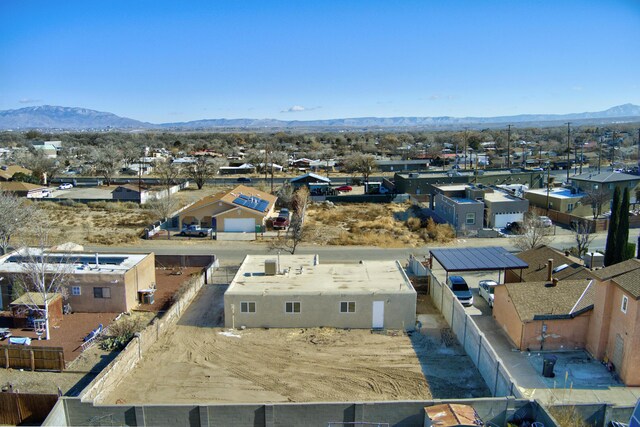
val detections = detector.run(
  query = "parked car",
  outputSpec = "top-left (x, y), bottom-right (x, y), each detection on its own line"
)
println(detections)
top-left (335, 185), bottom-right (353, 192)
top-left (278, 208), bottom-right (290, 218)
top-left (446, 276), bottom-right (474, 307)
top-left (505, 221), bottom-right (524, 234)
top-left (58, 183), bottom-right (73, 190)
top-left (236, 177), bottom-right (252, 183)
top-left (179, 225), bottom-right (212, 237)
top-left (537, 216), bottom-right (553, 227)
top-left (272, 216), bottom-right (290, 230)
top-left (478, 280), bottom-right (498, 307)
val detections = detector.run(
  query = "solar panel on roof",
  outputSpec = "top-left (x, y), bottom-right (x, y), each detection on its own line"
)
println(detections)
top-left (233, 195), bottom-right (269, 212)
top-left (430, 247), bottom-right (528, 272)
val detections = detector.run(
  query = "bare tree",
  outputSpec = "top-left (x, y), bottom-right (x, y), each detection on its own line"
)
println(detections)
top-left (269, 187), bottom-right (310, 254)
top-left (581, 188), bottom-right (609, 219)
top-left (513, 212), bottom-right (553, 251)
top-left (186, 156), bottom-right (226, 189)
top-left (155, 161), bottom-right (182, 192)
top-left (344, 153), bottom-right (377, 183)
top-left (146, 196), bottom-right (181, 222)
top-left (572, 219), bottom-right (595, 257)
top-left (95, 147), bottom-right (123, 186)
top-left (12, 224), bottom-right (75, 340)
top-left (0, 192), bottom-right (38, 255)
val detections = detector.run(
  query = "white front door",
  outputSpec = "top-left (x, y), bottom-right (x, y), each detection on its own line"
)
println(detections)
top-left (372, 301), bottom-right (384, 329)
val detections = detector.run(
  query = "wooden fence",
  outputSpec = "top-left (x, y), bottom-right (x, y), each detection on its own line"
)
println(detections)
top-left (532, 207), bottom-right (640, 233)
top-left (0, 392), bottom-right (59, 425)
top-left (2, 345), bottom-right (65, 372)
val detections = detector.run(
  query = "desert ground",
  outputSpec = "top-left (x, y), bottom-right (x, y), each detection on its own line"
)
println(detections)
top-left (102, 284), bottom-right (489, 405)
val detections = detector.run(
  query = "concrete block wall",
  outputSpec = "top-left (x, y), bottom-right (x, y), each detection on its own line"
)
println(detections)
top-left (47, 397), bottom-right (560, 427)
top-left (426, 269), bottom-right (520, 398)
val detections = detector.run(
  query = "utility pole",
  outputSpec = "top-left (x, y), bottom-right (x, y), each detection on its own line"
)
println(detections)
top-left (546, 161), bottom-right (551, 215)
top-left (580, 138), bottom-right (584, 174)
top-left (463, 127), bottom-right (468, 170)
top-left (598, 134), bottom-right (602, 173)
top-left (566, 122), bottom-right (571, 183)
top-left (506, 124), bottom-right (512, 169)
top-left (637, 128), bottom-right (640, 172)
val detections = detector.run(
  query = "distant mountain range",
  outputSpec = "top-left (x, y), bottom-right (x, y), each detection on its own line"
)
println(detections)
top-left (1, 103), bottom-right (639, 131)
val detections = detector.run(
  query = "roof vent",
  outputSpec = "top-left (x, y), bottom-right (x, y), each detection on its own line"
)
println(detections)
top-left (553, 264), bottom-right (569, 273)
top-left (264, 259), bottom-right (277, 276)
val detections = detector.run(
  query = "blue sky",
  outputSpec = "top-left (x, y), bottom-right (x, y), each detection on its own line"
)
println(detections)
top-left (1, 1), bottom-right (639, 123)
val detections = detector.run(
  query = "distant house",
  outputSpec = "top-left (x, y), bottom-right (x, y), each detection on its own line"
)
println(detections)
top-left (31, 142), bottom-right (58, 158)
top-left (375, 159), bottom-right (429, 172)
top-left (571, 172), bottom-right (640, 204)
top-left (0, 181), bottom-right (49, 198)
top-left (433, 193), bottom-right (484, 233)
top-left (178, 185), bottom-right (277, 232)
top-left (587, 259), bottom-right (640, 386)
top-left (219, 163), bottom-right (255, 175)
top-left (493, 279), bottom-right (594, 351)
top-left (111, 184), bottom-right (150, 203)
top-left (224, 254), bottom-right (416, 330)
top-left (505, 245), bottom-right (596, 283)
top-left (290, 172), bottom-right (332, 192)
top-left (524, 187), bottom-right (586, 215)
top-left (481, 187), bottom-right (529, 228)
top-left (0, 165), bottom-right (32, 181)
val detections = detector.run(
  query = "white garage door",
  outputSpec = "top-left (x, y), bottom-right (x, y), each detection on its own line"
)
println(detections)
top-left (224, 218), bottom-right (255, 232)
top-left (494, 213), bottom-right (524, 228)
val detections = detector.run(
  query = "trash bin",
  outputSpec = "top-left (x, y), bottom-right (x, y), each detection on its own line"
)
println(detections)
top-left (542, 355), bottom-right (557, 378)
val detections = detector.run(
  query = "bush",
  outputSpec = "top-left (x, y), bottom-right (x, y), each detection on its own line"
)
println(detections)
top-left (99, 317), bottom-right (145, 351)
top-left (623, 242), bottom-right (636, 261)
top-left (405, 217), bottom-right (422, 232)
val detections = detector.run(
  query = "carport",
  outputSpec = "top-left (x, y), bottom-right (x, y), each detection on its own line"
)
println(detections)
top-left (428, 247), bottom-right (528, 283)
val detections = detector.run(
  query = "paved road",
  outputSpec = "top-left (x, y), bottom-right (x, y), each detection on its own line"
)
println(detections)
top-left (83, 229), bottom-right (638, 265)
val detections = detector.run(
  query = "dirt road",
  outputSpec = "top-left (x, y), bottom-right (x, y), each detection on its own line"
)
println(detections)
top-left (102, 285), bottom-right (489, 404)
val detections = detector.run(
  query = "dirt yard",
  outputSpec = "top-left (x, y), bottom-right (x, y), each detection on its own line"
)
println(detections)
top-left (102, 284), bottom-right (489, 405)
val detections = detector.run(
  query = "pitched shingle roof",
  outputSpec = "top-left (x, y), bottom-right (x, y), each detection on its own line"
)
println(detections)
top-left (512, 245), bottom-right (596, 282)
top-left (611, 270), bottom-right (640, 300)
top-left (181, 185), bottom-right (277, 217)
top-left (591, 258), bottom-right (640, 281)
top-left (503, 279), bottom-right (594, 322)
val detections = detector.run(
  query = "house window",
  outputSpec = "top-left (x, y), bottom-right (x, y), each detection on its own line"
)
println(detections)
top-left (93, 287), bottom-right (111, 299)
top-left (71, 286), bottom-right (81, 296)
top-left (622, 295), bottom-right (628, 313)
top-left (340, 301), bottom-right (356, 313)
top-left (466, 213), bottom-right (475, 225)
top-left (240, 301), bottom-right (256, 313)
top-left (285, 301), bottom-right (301, 313)
top-left (567, 203), bottom-right (574, 212)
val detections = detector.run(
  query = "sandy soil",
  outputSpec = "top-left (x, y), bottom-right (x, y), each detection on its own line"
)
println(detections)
top-left (102, 284), bottom-right (489, 405)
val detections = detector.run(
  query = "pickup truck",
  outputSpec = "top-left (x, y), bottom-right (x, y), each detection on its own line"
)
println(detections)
top-left (179, 225), bottom-right (213, 237)
top-left (273, 216), bottom-right (290, 230)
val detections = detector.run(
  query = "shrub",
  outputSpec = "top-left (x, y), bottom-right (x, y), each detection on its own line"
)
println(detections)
top-left (99, 317), bottom-right (145, 351)
top-left (406, 217), bottom-right (422, 232)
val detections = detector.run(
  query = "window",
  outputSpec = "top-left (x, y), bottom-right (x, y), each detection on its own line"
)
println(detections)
top-left (93, 287), bottom-right (111, 299)
top-left (71, 286), bottom-right (81, 296)
top-left (466, 213), bottom-right (475, 225)
top-left (285, 301), bottom-right (301, 313)
top-left (567, 203), bottom-right (574, 212)
top-left (622, 295), bottom-right (629, 313)
top-left (340, 301), bottom-right (356, 313)
top-left (240, 301), bottom-right (256, 313)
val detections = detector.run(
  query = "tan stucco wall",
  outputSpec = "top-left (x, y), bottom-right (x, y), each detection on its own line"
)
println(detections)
top-left (65, 253), bottom-right (155, 313)
top-left (524, 191), bottom-right (584, 214)
top-left (179, 201), bottom-right (276, 230)
top-left (586, 281), bottom-right (640, 385)
top-left (493, 285), bottom-right (523, 349)
top-left (217, 208), bottom-right (261, 231)
top-left (224, 291), bottom-right (417, 331)
top-left (521, 314), bottom-right (590, 351)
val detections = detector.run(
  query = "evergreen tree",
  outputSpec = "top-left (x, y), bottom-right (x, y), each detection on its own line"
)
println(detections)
top-left (616, 188), bottom-right (631, 263)
top-left (604, 187), bottom-right (621, 266)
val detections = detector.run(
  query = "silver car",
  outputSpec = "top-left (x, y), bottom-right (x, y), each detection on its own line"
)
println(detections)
top-left (478, 280), bottom-right (498, 308)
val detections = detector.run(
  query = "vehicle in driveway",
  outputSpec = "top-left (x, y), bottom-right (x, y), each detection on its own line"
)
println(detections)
top-left (478, 280), bottom-right (498, 307)
top-left (179, 225), bottom-right (213, 237)
top-left (236, 177), bottom-right (252, 183)
top-left (58, 183), bottom-right (73, 190)
top-left (505, 221), bottom-right (524, 234)
top-left (335, 185), bottom-right (353, 192)
top-left (446, 275), bottom-right (474, 306)
top-left (272, 216), bottom-right (290, 230)
top-left (537, 215), bottom-right (553, 227)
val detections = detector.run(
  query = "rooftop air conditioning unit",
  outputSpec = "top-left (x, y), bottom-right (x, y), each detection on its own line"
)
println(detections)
top-left (264, 259), bottom-right (277, 276)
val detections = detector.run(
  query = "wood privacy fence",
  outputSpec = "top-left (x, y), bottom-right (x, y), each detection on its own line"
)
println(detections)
top-left (1, 345), bottom-right (65, 372)
top-left (531, 207), bottom-right (640, 233)
top-left (0, 392), bottom-right (59, 425)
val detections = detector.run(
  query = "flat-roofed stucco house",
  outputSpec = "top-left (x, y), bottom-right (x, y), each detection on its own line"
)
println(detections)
top-left (224, 254), bottom-right (417, 330)
top-left (178, 185), bottom-right (277, 233)
top-left (0, 249), bottom-right (156, 313)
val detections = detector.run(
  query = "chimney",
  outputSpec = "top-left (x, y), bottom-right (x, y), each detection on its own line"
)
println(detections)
top-left (546, 258), bottom-right (553, 282)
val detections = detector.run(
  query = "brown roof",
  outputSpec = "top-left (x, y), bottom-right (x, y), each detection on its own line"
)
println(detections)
top-left (11, 292), bottom-right (62, 307)
top-left (591, 258), bottom-right (640, 281)
top-left (513, 245), bottom-right (596, 282)
top-left (0, 165), bottom-right (31, 180)
top-left (182, 185), bottom-right (277, 217)
top-left (502, 279), bottom-right (594, 322)
top-left (0, 181), bottom-right (46, 192)
top-left (611, 270), bottom-right (640, 299)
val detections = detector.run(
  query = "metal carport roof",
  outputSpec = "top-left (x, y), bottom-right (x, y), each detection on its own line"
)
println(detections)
top-left (429, 247), bottom-right (528, 272)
